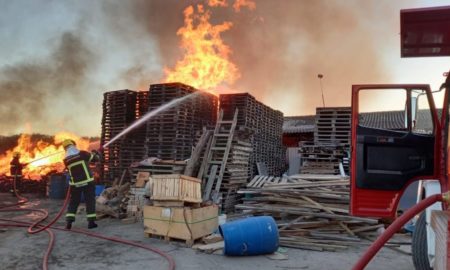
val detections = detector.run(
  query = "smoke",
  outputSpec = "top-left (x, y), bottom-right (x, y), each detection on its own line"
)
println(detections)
top-left (0, 31), bottom-right (96, 134)
top-left (0, 0), bottom-right (413, 136)
top-left (101, 0), bottom-right (397, 115)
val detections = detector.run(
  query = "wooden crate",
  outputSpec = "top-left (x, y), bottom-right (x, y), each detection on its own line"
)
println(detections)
top-left (152, 174), bottom-right (202, 203)
top-left (143, 205), bottom-right (218, 245)
top-left (431, 210), bottom-right (450, 270)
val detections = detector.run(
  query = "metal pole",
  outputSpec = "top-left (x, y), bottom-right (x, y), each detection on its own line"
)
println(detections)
top-left (318, 74), bottom-right (325, 107)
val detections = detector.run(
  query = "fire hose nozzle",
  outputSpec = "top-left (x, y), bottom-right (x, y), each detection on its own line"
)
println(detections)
top-left (442, 191), bottom-right (450, 204)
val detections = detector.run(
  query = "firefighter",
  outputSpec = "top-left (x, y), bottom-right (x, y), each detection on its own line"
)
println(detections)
top-left (10, 152), bottom-right (24, 196)
top-left (62, 139), bottom-right (101, 230)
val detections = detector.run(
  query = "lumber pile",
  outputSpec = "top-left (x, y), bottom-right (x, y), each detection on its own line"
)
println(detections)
top-left (219, 93), bottom-right (284, 178)
top-left (237, 174), bottom-right (382, 251)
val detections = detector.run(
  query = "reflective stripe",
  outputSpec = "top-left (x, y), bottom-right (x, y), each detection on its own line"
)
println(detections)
top-left (66, 213), bottom-right (76, 217)
top-left (70, 179), bottom-right (93, 187)
top-left (89, 153), bottom-right (94, 162)
top-left (67, 160), bottom-right (93, 185)
top-left (86, 214), bottom-right (97, 218)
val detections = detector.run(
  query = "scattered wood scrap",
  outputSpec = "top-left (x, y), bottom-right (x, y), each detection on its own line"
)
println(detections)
top-left (237, 174), bottom-right (383, 251)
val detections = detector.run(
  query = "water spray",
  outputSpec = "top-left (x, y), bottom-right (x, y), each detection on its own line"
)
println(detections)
top-left (102, 91), bottom-right (200, 149)
top-left (24, 151), bottom-right (65, 166)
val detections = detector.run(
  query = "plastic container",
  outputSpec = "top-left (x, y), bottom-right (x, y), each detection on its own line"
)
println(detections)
top-left (219, 216), bottom-right (279, 256)
top-left (95, 185), bottom-right (105, 197)
top-left (49, 173), bottom-right (69, 199)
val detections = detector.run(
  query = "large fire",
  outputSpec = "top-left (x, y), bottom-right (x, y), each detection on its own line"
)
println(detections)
top-left (164, 0), bottom-right (256, 92)
top-left (0, 132), bottom-right (91, 180)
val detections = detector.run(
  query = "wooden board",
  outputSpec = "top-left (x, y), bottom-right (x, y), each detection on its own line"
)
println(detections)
top-left (143, 205), bottom-right (219, 242)
top-left (135, 171), bottom-right (150, 188)
top-left (152, 174), bottom-right (202, 203)
top-left (431, 210), bottom-right (450, 270)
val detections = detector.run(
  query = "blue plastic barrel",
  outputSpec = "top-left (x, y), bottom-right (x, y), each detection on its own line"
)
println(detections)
top-left (49, 173), bottom-right (69, 199)
top-left (95, 185), bottom-right (105, 196)
top-left (219, 216), bottom-right (279, 256)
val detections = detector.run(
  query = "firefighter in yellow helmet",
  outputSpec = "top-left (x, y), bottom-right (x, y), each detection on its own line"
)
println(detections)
top-left (62, 139), bottom-right (101, 229)
top-left (10, 152), bottom-right (24, 196)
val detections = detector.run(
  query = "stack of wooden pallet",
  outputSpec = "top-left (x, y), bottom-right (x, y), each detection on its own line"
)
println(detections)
top-left (298, 107), bottom-right (351, 175)
top-left (220, 138), bottom-right (252, 213)
top-left (219, 93), bottom-right (284, 178)
top-left (146, 83), bottom-right (217, 161)
top-left (314, 107), bottom-right (351, 145)
top-left (236, 174), bottom-right (382, 251)
top-left (101, 83), bottom-right (217, 183)
top-left (100, 90), bottom-right (148, 183)
top-left (299, 142), bottom-right (349, 175)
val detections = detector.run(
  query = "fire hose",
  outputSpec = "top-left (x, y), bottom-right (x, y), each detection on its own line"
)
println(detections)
top-left (0, 175), bottom-right (176, 270)
top-left (352, 193), bottom-right (447, 270)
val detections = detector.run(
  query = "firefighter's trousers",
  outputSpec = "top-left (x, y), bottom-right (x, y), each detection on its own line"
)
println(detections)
top-left (66, 181), bottom-right (96, 222)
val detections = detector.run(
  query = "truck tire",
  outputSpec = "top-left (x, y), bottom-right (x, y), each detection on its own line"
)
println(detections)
top-left (412, 212), bottom-right (432, 270)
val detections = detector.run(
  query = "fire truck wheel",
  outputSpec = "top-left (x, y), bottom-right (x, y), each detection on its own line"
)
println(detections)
top-left (412, 212), bottom-right (432, 270)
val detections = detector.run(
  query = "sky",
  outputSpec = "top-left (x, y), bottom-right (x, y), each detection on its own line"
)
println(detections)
top-left (0, 0), bottom-right (449, 137)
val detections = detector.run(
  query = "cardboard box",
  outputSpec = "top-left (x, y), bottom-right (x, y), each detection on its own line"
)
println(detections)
top-left (143, 205), bottom-right (218, 241)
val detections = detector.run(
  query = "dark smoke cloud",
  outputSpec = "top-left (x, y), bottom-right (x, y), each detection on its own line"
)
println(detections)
top-left (0, 31), bottom-right (95, 133)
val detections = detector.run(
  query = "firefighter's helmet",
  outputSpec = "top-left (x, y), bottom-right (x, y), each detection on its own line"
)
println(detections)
top-left (13, 152), bottom-right (20, 158)
top-left (62, 139), bottom-right (76, 149)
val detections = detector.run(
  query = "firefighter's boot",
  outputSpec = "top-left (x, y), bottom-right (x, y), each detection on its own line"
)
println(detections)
top-left (65, 221), bottom-right (72, 230)
top-left (88, 221), bottom-right (98, 229)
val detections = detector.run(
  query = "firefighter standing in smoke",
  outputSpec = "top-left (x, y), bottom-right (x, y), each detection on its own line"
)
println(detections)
top-left (10, 152), bottom-right (24, 195)
top-left (62, 139), bottom-right (101, 229)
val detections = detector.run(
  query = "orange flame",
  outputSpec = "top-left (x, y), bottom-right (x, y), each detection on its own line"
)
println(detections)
top-left (0, 132), bottom-right (91, 180)
top-left (232, 0), bottom-right (256, 11)
top-left (164, 4), bottom-right (240, 92)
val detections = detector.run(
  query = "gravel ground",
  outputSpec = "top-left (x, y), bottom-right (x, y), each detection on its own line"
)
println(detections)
top-left (0, 193), bottom-right (414, 270)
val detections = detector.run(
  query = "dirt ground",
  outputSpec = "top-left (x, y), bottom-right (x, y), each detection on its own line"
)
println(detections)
top-left (0, 193), bottom-right (414, 270)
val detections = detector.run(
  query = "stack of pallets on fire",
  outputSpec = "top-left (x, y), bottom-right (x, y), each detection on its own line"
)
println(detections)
top-left (300, 107), bottom-right (351, 175)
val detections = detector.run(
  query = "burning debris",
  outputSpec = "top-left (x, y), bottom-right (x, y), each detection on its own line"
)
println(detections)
top-left (0, 132), bottom-right (93, 180)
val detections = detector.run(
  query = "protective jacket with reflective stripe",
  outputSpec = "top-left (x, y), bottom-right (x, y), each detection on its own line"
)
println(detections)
top-left (63, 151), bottom-right (97, 186)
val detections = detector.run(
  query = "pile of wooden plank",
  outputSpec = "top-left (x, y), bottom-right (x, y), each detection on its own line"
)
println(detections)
top-left (219, 93), bottom-right (284, 178)
top-left (236, 174), bottom-right (382, 251)
top-left (146, 83), bottom-right (217, 161)
top-left (100, 90), bottom-right (148, 183)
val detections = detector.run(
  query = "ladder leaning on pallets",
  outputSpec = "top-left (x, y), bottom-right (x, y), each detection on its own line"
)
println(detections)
top-left (200, 109), bottom-right (238, 203)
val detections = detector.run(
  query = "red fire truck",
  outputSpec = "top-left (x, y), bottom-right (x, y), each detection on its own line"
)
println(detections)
top-left (350, 6), bottom-right (450, 270)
